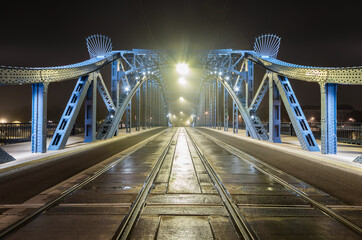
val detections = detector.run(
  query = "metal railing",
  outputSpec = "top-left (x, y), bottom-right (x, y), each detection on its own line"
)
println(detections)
top-left (223, 121), bottom-right (362, 145)
top-left (0, 122), bottom-right (85, 145)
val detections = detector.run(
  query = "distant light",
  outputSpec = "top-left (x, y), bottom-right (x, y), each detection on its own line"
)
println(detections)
top-left (178, 77), bottom-right (187, 85)
top-left (180, 111), bottom-right (183, 114)
top-left (205, 111), bottom-right (208, 115)
top-left (0, 118), bottom-right (7, 123)
top-left (176, 63), bottom-right (190, 75)
top-left (348, 117), bottom-right (355, 122)
top-left (12, 120), bottom-right (21, 124)
top-left (186, 120), bottom-right (190, 125)
top-left (225, 76), bottom-right (230, 80)
top-left (124, 86), bottom-right (130, 92)
top-left (135, 76), bottom-right (140, 80)
top-left (179, 97), bottom-right (184, 102)
top-left (173, 115), bottom-right (176, 118)
top-left (218, 72), bottom-right (223, 75)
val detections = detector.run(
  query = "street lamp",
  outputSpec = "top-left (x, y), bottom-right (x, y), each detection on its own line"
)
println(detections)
top-left (178, 77), bottom-right (187, 85)
top-left (176, 63), bottom-right (190, 75)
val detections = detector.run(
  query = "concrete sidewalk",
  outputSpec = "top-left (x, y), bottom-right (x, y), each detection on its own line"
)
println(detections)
top-left (200, 127), bottom-right (362, 172)
top-left (0, 127), bottom-right (162, 174)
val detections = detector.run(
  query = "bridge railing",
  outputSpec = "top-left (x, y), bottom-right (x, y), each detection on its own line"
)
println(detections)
top-left (0, 122), bottom-right (85, 145)
top-left (0, 121), bottom-right (129, 145)
top-left (226, 121), bottom-right (362, 145)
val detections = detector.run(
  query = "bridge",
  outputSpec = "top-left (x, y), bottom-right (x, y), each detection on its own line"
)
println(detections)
top-left (0, 34), bottom-right (361, 239)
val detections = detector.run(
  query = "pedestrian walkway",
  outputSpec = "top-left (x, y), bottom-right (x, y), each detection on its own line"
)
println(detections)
top-left (200, 127), bottom-right (362, 172)
top-left (0, 127), bottom-right (161, 174)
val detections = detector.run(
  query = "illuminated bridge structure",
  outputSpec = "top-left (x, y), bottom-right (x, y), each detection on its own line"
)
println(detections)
top-left (0, 34), bottom-right (361, 157)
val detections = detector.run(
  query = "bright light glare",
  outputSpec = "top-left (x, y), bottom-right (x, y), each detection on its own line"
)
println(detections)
top-left (176, 63), bottom-right (190, 75)
top-left (179, 97), bottom-right (184, 102)
top-left (124, 86), bottom-right (130, 92)
top-left (0, 118), bottom-right (7, 123)
top-left (180, 111), bottom-right (183, 114)
top-left (178, 77), bottom-right (187, 85)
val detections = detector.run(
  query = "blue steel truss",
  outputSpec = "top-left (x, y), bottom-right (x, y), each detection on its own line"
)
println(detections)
top-left (0, 34), bottom-right (361, 155)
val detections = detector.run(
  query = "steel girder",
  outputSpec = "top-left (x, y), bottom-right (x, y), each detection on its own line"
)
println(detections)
top-left (269, 75), bottom-right (281, 143)
top-left (273, 74), bottom-right (320, 151)
top-left (48, 74), bottom-right (93, 150)
top-left (1, 39), bottom-right (361, 155)
top-left (320, 83), bottom-right (337, 154)
top-left (31, 82), bottom-right (48, 153)
top-left (223, 85), bottom-right (229, 131)
top-left (84, 78), bottom-right (97, 143)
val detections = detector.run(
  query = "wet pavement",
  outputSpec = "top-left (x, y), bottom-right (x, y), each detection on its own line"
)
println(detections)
top-left (1, 127), bottom-right (362, 239)
top-left (129, 128), bottom-right (240, 239)
top-left (3, 129), bottom-right (175, 239)
top-left (188, 128), bottom-right (362, 239)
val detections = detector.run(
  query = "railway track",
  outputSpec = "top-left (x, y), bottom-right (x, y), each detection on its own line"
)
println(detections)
top-left (1, 127), bottom-right (361, 239)
top-left (188, 128), bottom-right (362, 239)
top-left (0, 128), bottom-right (175, 239)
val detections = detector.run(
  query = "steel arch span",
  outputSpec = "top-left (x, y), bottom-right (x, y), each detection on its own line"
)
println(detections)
top-left (0, 34), bottom-right (361, 155)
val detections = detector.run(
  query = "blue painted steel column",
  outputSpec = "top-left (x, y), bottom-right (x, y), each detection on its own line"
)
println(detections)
top-left (111, 60), bottom-right (120, 136)
top-left (320, 83), bottom-right (337, 154)
top-left (147, 79), bottom-right (151, 129)
top-left (246, 61), bottom-right (254, 107)
top-left (135, 87), bottom-right (140, 131)
top-left (142, 80), bottom-right (147, 129)
top-left (126, 100), bottom-right (132, 133)
top-left (224, 85), bottom-right (228, 131)
top-left (84, 79), bottom-right (96, 143)
top-left (31, 83), bottom-right (48, 153)
top-left (217, 81), bottom-right (222, 130)
top-left (233, 100), bottom-right (238, 133)
top-left (245, 60), bottom-right (254, 137)
top-left (269, 76), bottom-right (281, 143)
top-left (111, 60), bottom-right (119, 106)
top-left (212, 79), bottom-right (217, 129)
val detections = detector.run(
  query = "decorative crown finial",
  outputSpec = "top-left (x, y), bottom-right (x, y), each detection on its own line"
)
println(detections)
top-left (86, 34), bottom-right (113, 58)
top-left (254, 34), bottom-right (281, 58)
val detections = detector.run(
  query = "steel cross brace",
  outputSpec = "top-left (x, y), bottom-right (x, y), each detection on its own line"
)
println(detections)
top-left (273, 74), bottom-right (320, 151)
top-left (49, 74), bottom-right (93, 150)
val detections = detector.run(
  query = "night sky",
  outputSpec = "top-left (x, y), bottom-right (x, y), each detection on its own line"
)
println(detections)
top-left (0, 1), bottom-right (361, 122)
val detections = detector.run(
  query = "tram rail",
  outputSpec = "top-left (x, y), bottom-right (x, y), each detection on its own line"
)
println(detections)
top-left (190, 128), bottom-right (362, 238)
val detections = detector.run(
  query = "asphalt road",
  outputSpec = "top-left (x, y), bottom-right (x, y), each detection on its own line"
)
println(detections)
top-left (0, 128), bottom-right (165, 204)
top-left (197, 128), bottom-right (362, 205)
